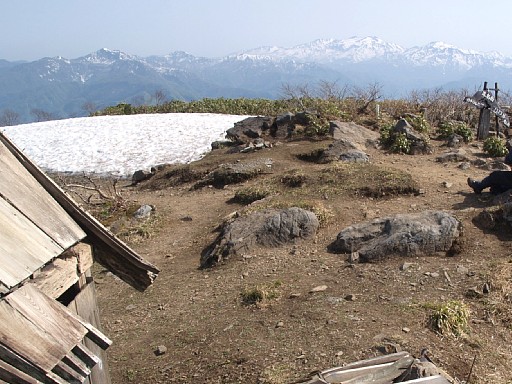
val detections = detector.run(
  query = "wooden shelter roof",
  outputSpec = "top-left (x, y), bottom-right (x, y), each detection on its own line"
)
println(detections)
top-left (0, 131), bottom-right (159, 292)
top-left (0, 137), bottom-right (86, 291)
top-left (0, 130), bottom-right (160, 383)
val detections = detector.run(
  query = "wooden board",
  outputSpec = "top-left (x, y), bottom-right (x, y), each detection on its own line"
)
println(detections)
top-left (0, 140), bottom-right (86, 249)
top-left (0, 285), bottom-right (88, 372)
top-left (0, 198), bottom-right (64, 288)
top-left (68, 282), bottom-right (112, 384)
top-left (0, 132), bottom-right (159, 292)
top-left (30, 256), bottom-right (79, 299)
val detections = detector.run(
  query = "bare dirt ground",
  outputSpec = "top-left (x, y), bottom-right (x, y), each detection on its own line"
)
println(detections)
top-left (83, 131), bottom-right (512, 384)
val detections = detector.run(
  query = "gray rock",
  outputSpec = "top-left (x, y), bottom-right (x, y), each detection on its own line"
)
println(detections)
top-left (133, 204), bottom-right (154, 219)
top-left (329, 211), bottom-right (462, 262)
top-left (436, 150), bottom-right (470, 163)
top-left (194, 158), bottom-right (273, 189)
top-left (225, 116), bottom-right (274, 144)
top-left (201, 207), bottom-right (319, 267)
top-left (132, 169), bottom-right (153, 184)
top-left (329, 121), bottom-right (379, 149)
top-left (446, 133), bottom-right (464, 148)
top-left (155, 345), bottom-right (167, 356)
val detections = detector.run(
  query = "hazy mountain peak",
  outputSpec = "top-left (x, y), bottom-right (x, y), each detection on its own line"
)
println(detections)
top-left (81, 48), bottom-right (135, 64)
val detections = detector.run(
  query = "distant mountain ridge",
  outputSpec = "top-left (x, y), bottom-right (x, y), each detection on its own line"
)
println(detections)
top-left (2, 36), bottom-right (512, 124)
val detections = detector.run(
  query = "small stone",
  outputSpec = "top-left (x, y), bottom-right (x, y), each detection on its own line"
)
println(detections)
top-left (466, 287), bottom-right (483, 298)
top-left (430, 272), bottom-right (440, 278)
top-left (456, 265), bottom-right (469, 275)
top-left (289, 293), bottom-right (302, 298)
top-left (276, 321), bottom-right (284, 328)
top-left (335, 351), bottom-right (344, 357)
top-left (309, 285), bottom-right (328, 293)
top-left (155, 345), bottom-right (167, 356)
top-left (442, 181), bottom-right (453, 188)
top-left (349, 251), bottom-right (360, 263)
top-left (483, 282), bottom-right (491, 294)
top-left (402, 327), bottom-right (410, 333)
top-left (344, 294), bottom-right (356, 301)
top-left (133, 204), bottom-right (154, 219)
top-left (400, 262), bottom-right (414, 271)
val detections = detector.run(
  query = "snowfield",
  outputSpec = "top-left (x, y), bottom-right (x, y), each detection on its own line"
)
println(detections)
top-left (2, 113), bottom-right (249, 176)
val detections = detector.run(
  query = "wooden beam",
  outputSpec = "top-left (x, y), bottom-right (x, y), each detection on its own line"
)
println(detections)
top-left (69, 243), bottom-right (93, 275)
top-left (52, 360), bottom-right (86, 384)
top-left (30, 256), bottom-right (79, 299)
top-left (0, 343), bottom-right (65, 384)
top-left (67, 282), bottom-right (111, 384)
top-left (0, 132), bottom-right (159, 291)
top-left (61, 353), bottom-right (90, 379)
top-left (0, 358), bottom-right (42, 384)
top-left (70, 345), bottom-right (99, 370)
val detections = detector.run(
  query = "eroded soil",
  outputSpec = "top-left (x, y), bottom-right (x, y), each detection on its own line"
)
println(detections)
top-left (81, 134), bottom-right (512, 384)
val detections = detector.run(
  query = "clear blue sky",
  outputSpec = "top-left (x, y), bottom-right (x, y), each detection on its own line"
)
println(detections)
top-left (2, 0), bottom-right (512, 61)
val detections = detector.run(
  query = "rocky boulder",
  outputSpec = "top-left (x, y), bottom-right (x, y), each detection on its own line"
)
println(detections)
top-left (318, 139), bottom-right (370, 164)
top-left (201, 207), bottom-right (319, 267)
top-left (329, 121), bottom-right (379, 150)
top-left (393, 119), bottom-right (432, 155)
top-left (329, 210), bottom-right (462, 262)
top-left (225, 116), bottom-right (274, 144)
top-left (193, 158), bottom-right (273, 189)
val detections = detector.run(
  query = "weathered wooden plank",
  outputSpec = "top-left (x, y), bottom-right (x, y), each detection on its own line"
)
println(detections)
top-left (30, 255), bottom-right (80, 299)
top-left (0, 285), bottom-right (88, 372)
top-left (68, 282), bottom-right (112, 384)
top-left (326, 351), bottom-right (410, 372)
top-left (0, 198), bottom-right (64, 288)
top-left (0, 132), bottom-right (159, 291)
top-left (70, 243), bottom-right (94, 275)
top-left (0, 138), bottom-right (86, 249)
top-left (0, 358), bottom-right (42, 384)
top-left (62, 352), bottom-right (91, 379)
top-left (405, 376), bottom-right (451, 383)
top-left (322, 356), bottom-right (414, 383)
top-left (52, 360), bottom-right (86, 384)
top-left (70, 345), bottom-right (99, 370)
top-left (0, 343), bottom-right (66, 384)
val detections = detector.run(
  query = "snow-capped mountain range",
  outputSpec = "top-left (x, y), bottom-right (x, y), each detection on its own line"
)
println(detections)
top-left (2, 36), bottom-right (512, 124)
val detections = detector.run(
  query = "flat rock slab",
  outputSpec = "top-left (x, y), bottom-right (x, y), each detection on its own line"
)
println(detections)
top-left (329, 210), bottom-right (462, 262)
top-left (201, 207), bottom-right (319, 267)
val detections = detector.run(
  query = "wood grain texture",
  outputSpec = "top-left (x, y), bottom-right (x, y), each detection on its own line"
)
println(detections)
top-left (0, 141), bottom-right (86, 249)
top-left (30, 256), bottom-right (79, 299)
top-left (0, 285), bottom-right (88, 372)
top-left (0, 198), bottom-right (64, 288)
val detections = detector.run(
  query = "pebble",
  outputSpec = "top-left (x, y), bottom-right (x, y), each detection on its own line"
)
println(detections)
top-left (310, 285), bottom-right (328, 293)
top-left (155, 345), bottom-right (167, 356)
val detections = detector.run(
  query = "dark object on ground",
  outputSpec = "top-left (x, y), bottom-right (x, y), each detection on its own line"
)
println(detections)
top-left (329, 211), bottom-right (462, 261)
top-left (296, 351), bottom-right (452, 383)
top-left (200, 207), bottom-right (319, 267)
top-left (467, 172), bottom-right (512, 195)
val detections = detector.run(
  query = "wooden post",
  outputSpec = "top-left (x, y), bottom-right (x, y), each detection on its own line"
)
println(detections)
top-left (495, 82), bottom-right (500, 136)
top-left (477, 82), bottom-right (491, 140)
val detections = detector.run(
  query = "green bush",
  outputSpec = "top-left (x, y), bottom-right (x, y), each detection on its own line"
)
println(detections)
top-left (483, 137), bottom-right (508, 157)
top-left (437, 120), bottom-right (473, 142)
top-left (408, 115), bottom-right (430, 134)
top-left (379, 123), bottom-right (395, 146)
top-left (426, 300), bottom-right (470, 337)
